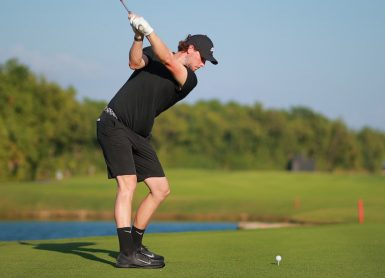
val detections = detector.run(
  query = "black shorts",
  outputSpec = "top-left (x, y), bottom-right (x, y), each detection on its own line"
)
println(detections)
top-left (96, 112), bottom-right (165, 182)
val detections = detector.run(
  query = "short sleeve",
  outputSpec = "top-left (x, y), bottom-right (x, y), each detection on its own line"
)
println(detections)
top-left (177, 67), bottom-right (198, 99)
top-left (143, 47), bottom-right (154, 62)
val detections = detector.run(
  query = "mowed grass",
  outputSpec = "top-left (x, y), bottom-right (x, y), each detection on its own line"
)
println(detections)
top-left (1, 169), bottom-right (385, 223)
top-left (1, 224), bottom-right (384, 278)
top-left (1, 171), bottom-right (384, 277)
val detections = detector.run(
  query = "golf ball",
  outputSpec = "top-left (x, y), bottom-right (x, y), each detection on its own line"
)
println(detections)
top-left (276, 255), bottom-right (282, 262)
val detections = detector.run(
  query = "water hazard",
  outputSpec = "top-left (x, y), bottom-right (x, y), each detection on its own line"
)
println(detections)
top-left (0, 221), bottom-right (238, 241)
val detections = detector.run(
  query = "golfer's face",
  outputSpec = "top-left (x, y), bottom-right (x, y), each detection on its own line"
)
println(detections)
top-left (189, 50), bottom-right (205, 71)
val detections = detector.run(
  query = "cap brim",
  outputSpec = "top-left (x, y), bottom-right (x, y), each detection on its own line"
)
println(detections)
top-left (206, 54), bottom-right (218, 65)
top-left (209, 58), bottom-right (218, 65)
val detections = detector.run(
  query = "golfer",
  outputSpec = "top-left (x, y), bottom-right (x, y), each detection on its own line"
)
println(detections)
top-left (96, 12), bottom-right (217, 268)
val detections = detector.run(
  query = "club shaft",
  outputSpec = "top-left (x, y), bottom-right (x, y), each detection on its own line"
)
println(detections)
top-left (120, 0), bottom-right (131, 13)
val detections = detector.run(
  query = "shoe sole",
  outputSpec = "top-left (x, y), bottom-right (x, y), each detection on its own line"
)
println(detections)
top-left (116, 262), bottom-right (165, 269)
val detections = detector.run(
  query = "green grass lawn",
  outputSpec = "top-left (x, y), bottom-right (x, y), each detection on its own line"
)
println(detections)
top-left (1, 170), bottom-right (384, 223)
top-left (1, 223), bottom-right (384, 278)
top-left (1, 170), bottom-right (384, 277)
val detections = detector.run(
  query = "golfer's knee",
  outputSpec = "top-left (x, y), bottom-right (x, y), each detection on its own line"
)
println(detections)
top-left (153, 182), bottom-right (170, 202)
top-left (116, 175), bottom-right (137, 195)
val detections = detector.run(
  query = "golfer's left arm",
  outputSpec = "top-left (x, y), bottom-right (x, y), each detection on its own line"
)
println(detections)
top-left (128, 17), bottom-right (149, 70)
top-left (129, 14), bottom-right (187, 86)
top-left (146, 33), bottom-right (187, 86)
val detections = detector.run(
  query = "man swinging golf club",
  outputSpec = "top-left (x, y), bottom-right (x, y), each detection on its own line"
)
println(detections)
top-left (96, 10), bottom-right (218, 268)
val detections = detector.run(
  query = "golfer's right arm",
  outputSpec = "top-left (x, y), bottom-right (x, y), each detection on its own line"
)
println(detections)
top-left (129, 36), bottom-right (148, 70)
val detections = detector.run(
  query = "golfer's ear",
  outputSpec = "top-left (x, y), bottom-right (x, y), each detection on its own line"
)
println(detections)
top-left (187, 45), bottom-right (196, 54)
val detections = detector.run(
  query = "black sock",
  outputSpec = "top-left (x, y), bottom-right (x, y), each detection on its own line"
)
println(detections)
top-left (117, 227), bottom-right (135, 256)
top-left (132, 226), bottom-right (145, 249)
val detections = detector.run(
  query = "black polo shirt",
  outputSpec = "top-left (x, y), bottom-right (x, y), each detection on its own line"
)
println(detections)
top-left (108, 47), bottom-right (198, 137)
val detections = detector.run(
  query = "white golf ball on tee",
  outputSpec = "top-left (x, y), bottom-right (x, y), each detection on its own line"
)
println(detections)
top-left (275, 255), bottom-right (282, 265)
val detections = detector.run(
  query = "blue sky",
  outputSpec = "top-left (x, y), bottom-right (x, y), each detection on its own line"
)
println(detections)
top-left (1, 0), bottom-right (384, 131)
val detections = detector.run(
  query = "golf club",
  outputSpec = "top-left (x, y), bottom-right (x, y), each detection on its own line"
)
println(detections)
top-left (119, 0), bottom-right (144, 32)
top-left (119, 0), bottom-right (131, 13)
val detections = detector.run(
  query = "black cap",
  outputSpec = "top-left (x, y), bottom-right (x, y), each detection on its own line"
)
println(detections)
top-left (185, 34), bottom-right (218, 65)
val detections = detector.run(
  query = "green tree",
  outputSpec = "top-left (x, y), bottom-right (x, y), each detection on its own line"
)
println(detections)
top-left (357, 128), bottom-right (385, 172)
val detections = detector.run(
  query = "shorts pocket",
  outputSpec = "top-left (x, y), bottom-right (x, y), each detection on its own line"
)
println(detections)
top-left (97, 116), bottom-right (118, 137)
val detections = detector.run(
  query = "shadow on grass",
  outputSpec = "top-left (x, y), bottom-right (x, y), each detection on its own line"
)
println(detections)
top-left (18, 241), bottom-right (118, 267)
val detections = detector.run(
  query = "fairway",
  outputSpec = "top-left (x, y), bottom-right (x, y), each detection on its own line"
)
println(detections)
top-left (1, 170), bottom-right (384, 276)
top-left (1, 224), bottom-right (384, 278)
top-left (1, 170), bottom-right (384, 223)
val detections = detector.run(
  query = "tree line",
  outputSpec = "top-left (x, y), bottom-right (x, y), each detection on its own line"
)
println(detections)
top-left (1, 59), bottom-right (384, 180)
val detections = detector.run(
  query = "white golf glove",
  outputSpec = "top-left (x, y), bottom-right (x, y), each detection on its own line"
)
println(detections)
top-left (129, 15), bottom-right (154, 36)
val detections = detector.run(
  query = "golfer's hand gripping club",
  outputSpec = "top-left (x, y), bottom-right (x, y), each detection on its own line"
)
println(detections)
top-left (129, 13), bottom-right (154, 36)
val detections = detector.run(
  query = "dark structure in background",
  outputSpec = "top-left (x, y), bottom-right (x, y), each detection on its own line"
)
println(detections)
top-left (287, 155), bottom-right (315, 172)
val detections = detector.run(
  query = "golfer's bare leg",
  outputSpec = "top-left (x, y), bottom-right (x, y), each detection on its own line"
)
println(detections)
top-left (115, 175), bottom-right (137, 228)
top-left (134, 177), bottom-right (170, 229)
